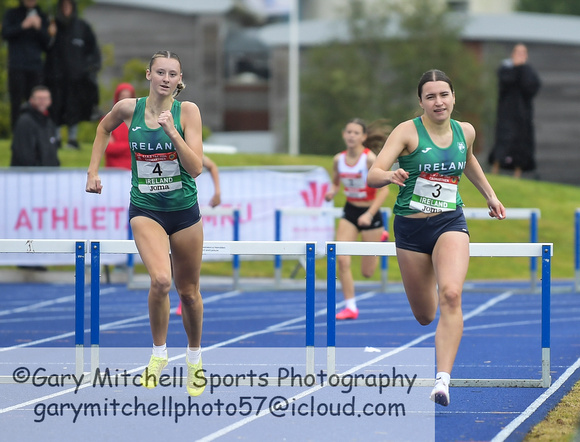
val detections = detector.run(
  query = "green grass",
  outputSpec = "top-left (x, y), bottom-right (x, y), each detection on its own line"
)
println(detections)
top-left (1, 138), bottom-right (579, 281)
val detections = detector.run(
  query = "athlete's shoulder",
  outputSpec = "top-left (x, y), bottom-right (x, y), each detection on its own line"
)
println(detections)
top-left (114, 97), bottom-right (138, 119)
top-left (455, 120), bottom-right (476, 143)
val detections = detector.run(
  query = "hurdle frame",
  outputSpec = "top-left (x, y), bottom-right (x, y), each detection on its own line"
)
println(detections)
top-left (463, 208), bottom-right (540, 289)
top-left (0, 239), bottom-right (87, 380)
top-left (90, 240), bottom-right (317, 377)
top-left (326, 241), bottom-right (553, 388)
top-left (275, 207), bottom-right (391, 290)
top-left (574, 209), bottom-right (580, 291)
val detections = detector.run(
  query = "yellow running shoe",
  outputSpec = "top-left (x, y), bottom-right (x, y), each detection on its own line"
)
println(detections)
top-left (187, 356), bottom-right (206, 397)
top-left (140, 355), bottom-right (168, 389)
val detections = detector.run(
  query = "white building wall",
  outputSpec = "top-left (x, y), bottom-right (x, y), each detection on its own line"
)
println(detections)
top-left (300, 0), bottom-right (516, 20)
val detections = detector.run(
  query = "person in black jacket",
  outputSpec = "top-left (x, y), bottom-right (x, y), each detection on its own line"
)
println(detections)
top-left (1, 0), bottom-right (51, 129)
top-left (489, 43), bottom-right (541, 179)
top-left (10, 85), bottom-right (60, 167)
top-left (45, 0), bottom-right (101, 149)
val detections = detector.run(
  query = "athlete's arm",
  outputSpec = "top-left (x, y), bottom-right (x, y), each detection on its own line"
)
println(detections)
top-left (86, 99), bottom-right (135, 194)
top-left (324, 153), bottom-right (341, 201)
top-left (461, 122), bottom-right (506, 220)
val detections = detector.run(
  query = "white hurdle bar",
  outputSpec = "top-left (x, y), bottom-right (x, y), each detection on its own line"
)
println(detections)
top-left (0, 239), bottom-right (87, 380)
top-left (326, 241), bottom-right (553, 388)
top-left (275, 207), bottom-right (392, 290)
top-left (125, 206), bottom-right (241, 288)
top-left (91, 240), bottom-right (317, 377)
top-left (464, 208), bottom-right (540, 289)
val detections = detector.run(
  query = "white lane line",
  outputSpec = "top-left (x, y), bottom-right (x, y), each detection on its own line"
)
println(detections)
top-left (0, 290), bottom-right (242, 351)
top-left (197, 290), bottom-right (514, 441)
top-left (491, 357), bottom-right (580, 442)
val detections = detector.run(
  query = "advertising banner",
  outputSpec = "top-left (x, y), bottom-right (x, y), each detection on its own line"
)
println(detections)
top-left (0, 166), bottom-right (334, 265)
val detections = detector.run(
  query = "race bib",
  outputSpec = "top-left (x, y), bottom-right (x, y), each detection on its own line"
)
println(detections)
top-left (135, 152), bottom-right (183, 194)
top-left (409, 172), bottom-right (458, 213)
top-left (342, 172), bottom-right (367, 199)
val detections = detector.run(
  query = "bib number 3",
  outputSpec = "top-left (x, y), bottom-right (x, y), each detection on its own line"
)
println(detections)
top-left (409, 172), bottom-right (458, 213)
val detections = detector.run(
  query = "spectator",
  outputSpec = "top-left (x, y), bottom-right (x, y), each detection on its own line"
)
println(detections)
top-left (10, 85), bottom-right (60, 167)
top-left (45, 0), bottom-right (101, 150)
top-left (1, 0), bottom-right (51, 129)
top-left (104, 83), bottom-right (136, 169)
top-left (489, 43), bottom-right (541, 179)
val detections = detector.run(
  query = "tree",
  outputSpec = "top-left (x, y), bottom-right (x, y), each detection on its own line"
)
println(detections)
top-left (516, 0), bottom-right (580, 16)
top-left (299, 0), bottom-right (495, 156)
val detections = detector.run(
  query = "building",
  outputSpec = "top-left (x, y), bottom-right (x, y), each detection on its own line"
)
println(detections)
top-left (85, 1), bottom-right (580, 184)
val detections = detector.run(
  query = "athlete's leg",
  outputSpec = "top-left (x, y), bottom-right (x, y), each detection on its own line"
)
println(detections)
top-left (396, 248), bottom-right (438, 325)
top-left (130, 216), bottom-right (172, 346)
top-left (431, 231), bottom-right (469, 374)
top-left (170, 220), bottom-right (204, 348)
top-left (360, 227), bottom-right (383, 278)
top-left (335, 218), bottom-right (359, 302)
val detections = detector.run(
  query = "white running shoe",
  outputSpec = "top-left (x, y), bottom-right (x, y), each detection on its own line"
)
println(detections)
top-left (429, 378), bottom-right (450, 406)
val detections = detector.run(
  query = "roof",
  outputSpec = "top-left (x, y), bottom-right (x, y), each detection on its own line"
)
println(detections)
top-left (93, 0), bottom-right (235, 15)
top-left (257, 12), bottom-right (580, 47)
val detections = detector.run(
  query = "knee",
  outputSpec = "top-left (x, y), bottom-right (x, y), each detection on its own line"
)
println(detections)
top-left (414, 312), bottom-right (436, 326)
top-left (361, 267), bottom-right (375, 279)
top-left (178, 290), bottom-right (201, 306)
top-left (149, 273), bottom-right (173, 296)
top-left (439, 286), bottom-right (462, 310)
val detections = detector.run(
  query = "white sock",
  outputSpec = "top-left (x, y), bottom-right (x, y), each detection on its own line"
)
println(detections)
top-left (436, 372), bottom-right (450, 385)
top-left (152, 343), bottom-right (167, 359)
top-left (345, 299), bottom-right (357, 311)
top-left (187, 346), bottom-right (201, 364)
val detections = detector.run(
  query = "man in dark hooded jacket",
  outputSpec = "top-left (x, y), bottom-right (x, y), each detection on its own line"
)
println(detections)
top-left (489, 43), bottom-right (541, 178)
top-left (10, 85), bottom-right (60, 167)
top-left (1, 0), bottom-right (51, 129)
top-left (44, 0), bottom-right (101, 149)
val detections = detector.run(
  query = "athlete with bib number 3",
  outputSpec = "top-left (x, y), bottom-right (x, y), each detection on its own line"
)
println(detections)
top-left (86, 51), bottom-right (206, 397)
top-left (367, 69), bottom-right (506, 407)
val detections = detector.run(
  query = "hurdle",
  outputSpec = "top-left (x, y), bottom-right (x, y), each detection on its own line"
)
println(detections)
top-left (90, 240), bottom-right (317, 376)
top-left (326, 241), bottom-right (553, 388)
top-left (275, 207), bottom-right (391, 289)
top-left (574, 209), bottom-right (580, 291)
top-left (0, 239), bottom-right (87, 379)
top-left (464, 208), bottom-right (540, 289)
top-left (125, 207), bottom-right (240, 289)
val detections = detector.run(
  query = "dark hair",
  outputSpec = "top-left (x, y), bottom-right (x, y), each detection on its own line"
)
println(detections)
top-left (363, 119), bottom-right (392, 155)
top-left (417, 69), bottom-right (454, 99)
top-left (148, 50), bottom-right (186, 98)
top-left (30, 85), bottom-right (50, 95)
top-left (345, 118), bottom-right (367, 133)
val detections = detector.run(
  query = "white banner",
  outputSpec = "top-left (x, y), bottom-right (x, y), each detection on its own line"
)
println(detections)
top-left (0, 166), bottom-right (334, 265)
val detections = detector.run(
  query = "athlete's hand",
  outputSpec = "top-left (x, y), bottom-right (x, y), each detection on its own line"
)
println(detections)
top-left (357, 212), bottom-right (373, 227)
top-left (86, 174), bottom-right (103, 194)
top-left (324, 190), bottom-right (336, 202)
top-left (158, 110), bottom-right (176, 134)
top-left (487, 198), bottom-right (506, 220)
top-left (389, 168), bottom-right (409, 187)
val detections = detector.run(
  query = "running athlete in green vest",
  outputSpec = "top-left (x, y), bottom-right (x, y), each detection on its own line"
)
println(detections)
top-left (86, 50), bottom-right (205, 397)
top-left (368, 69), bottom-right (506, 407)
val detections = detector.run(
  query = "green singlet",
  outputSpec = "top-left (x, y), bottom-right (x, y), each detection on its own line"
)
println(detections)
top-left (393, 117), bottom-right (467, 216)
top-left (128, 97), bottom-right (197, 211)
